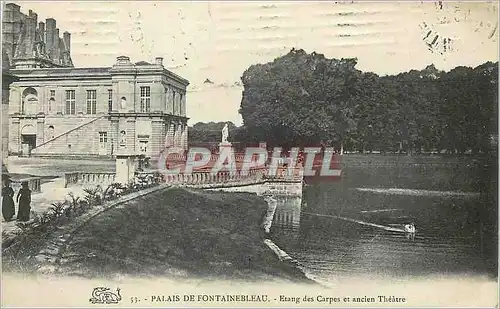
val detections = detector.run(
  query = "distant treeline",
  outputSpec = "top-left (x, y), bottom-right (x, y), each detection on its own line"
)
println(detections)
top-left (190, 49), bottom-right (498, 155)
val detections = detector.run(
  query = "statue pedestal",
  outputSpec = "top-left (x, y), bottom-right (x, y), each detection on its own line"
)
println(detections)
top-left (218, 142), bottom-right (234, 165)
top-left (115, 151), bottom-right (139, 185)
top-left (218, 142), bottom-right (232, 153)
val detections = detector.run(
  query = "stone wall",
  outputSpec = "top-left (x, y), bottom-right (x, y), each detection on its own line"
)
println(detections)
top-left (8, 82), bottom-right (112, 116)
top-left (206, 181), bottom-right (303, 197)
top-left (27, 116), bottom-right (108, 156)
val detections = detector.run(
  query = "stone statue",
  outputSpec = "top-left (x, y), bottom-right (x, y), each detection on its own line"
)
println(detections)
top-left (120, 97), bottom-right (127, 110)
top-left (120, 130), bottom-right (126, 145)
top-left (221, 123), bottom-right (229, 143)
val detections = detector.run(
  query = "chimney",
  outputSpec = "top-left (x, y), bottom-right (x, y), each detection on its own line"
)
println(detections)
top-left (54, 28), bottom-right (60, 45)
top-left (27, 10), bottom-right (37, 31)
top-left (116, 55), bottom-right (131, 65)
top-left (45, 18), bottom-right (56, 51)
top-left (38, 21), bottom-right (45, 42)
top-left (24, 11), bottom-right (37, 57)
top-left (155, 57), bottom-right (163, 66)
top-left (63, 31), bottom-right (71, 53)
top-left (51, 28), bottom-right (60, 62)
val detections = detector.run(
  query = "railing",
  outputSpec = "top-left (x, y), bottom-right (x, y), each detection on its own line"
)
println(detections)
top-left (164, 153), bottom-right (254, 164)
top-left (163, 168), bottom-right (266, 186)
top-left (64, 172), bottom-right (116, 188)
top-left (64, 166), bottom-right (303, 188)
top-left (11, 177), bottom-right (42, 193)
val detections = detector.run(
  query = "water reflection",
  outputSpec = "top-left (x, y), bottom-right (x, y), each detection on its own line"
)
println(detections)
top-left (269, 183), bottom-right (497, 281)
top-left (271, 196), bottom-right (302, 231)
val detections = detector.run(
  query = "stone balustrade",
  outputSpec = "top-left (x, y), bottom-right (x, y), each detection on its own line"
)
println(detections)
top-left (64, 172), bottom-right (116, 188)
top-left (163, 168), bottom-right (266, 185)
top-left (64, 167), bottom-right (303, 188)
top-left (11, 176), bottom-right (42, 193)
top-left (165, 153), bottom-right (252, 163)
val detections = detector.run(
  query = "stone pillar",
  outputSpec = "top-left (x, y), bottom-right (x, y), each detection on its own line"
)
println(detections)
top-left (126, 118), bottom-right (136, 153)
top-left (115, 154), bottom-right (137, 185)
top-left (181, 124), bottom-right (188, 150)
top-left (172, 124), bottom-right (178, 147)
top-left (151, 119), bottom-right (165, 158)
top-left (10, 119), bottom-right (20, 154)
top-left (174, 123), bottom-right (182, 147)
top-left (219, 142), bottom-right (233, 154)
top-left (110, 118), bottom-right (119, 156)
top-left (151, 80), bottom-right (163, 112)
top-left (76, 86), bottom-right (85, 114)
top-left (179, 123), bottom-right (185, 148)
top-left (36, 116), bottom-right (45, 146)
top-left (1, 101), bottom-right (8, 163)
top-left (164, 122), bottom-right (174, 148)
top-left (2, 70), bottom-right (17, 165)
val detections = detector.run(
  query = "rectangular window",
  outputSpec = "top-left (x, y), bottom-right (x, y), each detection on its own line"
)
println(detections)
top-left (108, 89), bottom-right (113, 112)
top-left (139, 141), bottom-right (148, 153)
top-left (99, 132), bottom-right (108, 143)
top-left (140, 86), bottom-right (151, 112)
top-left (65, 90), bottom-right (76, 114)
top-left (49, 90), bottom-right (55, 113)
top-left (86, 90), bottom-right (97, 114)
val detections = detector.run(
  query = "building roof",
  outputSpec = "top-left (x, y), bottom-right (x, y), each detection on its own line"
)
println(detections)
top-left (10, 67), bottom-right (111, 76)
top-left (10, 64), bottom-right (190, 85)
top-left (2, 50), bottom-right (11, 71)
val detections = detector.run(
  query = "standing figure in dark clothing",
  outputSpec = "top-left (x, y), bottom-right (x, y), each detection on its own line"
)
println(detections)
top-left (16, 182), bottom-right (32, 222)
top-left (2, 179), bottom-right (15, 221)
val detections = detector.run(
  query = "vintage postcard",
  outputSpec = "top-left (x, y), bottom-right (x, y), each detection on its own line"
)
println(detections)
top-left (1, 1), bottom-right (498, 308)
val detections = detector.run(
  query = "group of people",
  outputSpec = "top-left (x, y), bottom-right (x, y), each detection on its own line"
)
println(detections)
top-left (2, 179), bottom-right (32, 222)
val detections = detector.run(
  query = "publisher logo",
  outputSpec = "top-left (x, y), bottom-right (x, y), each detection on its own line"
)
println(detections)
top-left (89, 287), bottom-right (122, 304)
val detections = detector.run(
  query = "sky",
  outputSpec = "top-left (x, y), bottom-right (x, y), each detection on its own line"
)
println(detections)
top-left (10, 1), bottom-right (499, 125)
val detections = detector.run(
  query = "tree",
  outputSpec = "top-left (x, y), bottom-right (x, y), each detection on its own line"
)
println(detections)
top-left (238, 49), bottom-right (498, 155)
top-left (240, 49), bottom-right (361, 149)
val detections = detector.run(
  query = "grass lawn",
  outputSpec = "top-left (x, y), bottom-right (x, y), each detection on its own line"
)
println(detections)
top-left (37, 188), bottom-right (311, 283)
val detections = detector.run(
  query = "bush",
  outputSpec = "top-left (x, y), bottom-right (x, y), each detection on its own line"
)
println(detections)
top-left (7, 181), bottom-right (163, 244)
top-left (68, 192), bottom-right (82, 215)
top-left (83, 186), bottom-right (102, 206)
top-left (49, 201), bottom-right (67, 217)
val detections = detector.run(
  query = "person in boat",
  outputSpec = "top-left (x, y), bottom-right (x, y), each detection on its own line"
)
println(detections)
top-left (404, 222), bottom-right (416, 233)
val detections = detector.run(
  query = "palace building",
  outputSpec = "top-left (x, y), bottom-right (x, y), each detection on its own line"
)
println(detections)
top-left (3, 3), bottom-right (189, 159)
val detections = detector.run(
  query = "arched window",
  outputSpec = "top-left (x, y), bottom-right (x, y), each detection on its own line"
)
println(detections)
top-left (22, 87), bottom-right (38, 114)
top-left (48, 125), bottom-right (55, 139)
top-left (22, 87), bottom-right (38, 98)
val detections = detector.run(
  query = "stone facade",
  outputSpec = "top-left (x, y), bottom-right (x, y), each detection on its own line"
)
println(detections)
top-left (8, 56), bottom-right (189, 158)
top-left (2, 3), bottom-right (73, 69)
top-left (2, 50), bottom-right (18, 167)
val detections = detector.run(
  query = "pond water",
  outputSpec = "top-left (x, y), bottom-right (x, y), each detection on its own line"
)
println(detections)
top-left (270, 155), bottom-right (498, 285)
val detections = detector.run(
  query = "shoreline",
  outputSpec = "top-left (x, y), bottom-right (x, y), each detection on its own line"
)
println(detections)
top-left (2, 187), bottom-right (320, 286)
top-left (259, 194), bottom-right (319, 285)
